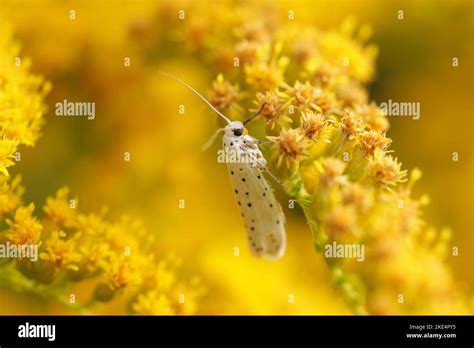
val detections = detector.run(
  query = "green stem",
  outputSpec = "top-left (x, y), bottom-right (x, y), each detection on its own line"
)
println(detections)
top-left (298, 199), bottom-right (368, 315)
top-left (0, 263), bottom-right (93, 314)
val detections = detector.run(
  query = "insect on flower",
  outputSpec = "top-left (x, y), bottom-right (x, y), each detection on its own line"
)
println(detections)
top-left (160, 71), bottom-right (286, 260)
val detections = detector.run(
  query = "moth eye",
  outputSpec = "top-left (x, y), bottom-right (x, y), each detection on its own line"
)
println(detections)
top-left (233, 128), bottom-right (243, 136)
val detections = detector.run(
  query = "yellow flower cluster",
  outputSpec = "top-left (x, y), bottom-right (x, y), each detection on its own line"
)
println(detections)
top-left (0, 176), bottom-right (203, 314)
top-left (1, 1), bottom-right (470, 315)
top-left (0, 21), bottom-right (203, 314)
top-left (171, 3), bottom-right (471, 314)
top-left (0, 21), bottom-right (51, 175)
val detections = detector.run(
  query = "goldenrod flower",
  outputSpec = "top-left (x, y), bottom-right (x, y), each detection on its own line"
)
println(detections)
top-left (0, 137), bottom-right (18, 176)
top-left (131, 256), bottom-right (203, 315)
top-left (245, 43), bottom-right (289, 90)
top-left (355, 102), bottom-right (389, 132)
top-left (76, 212), bottom-right (107, 236)
top-left (182, 17), bottom-right (208, 52)
top-left (318, 157), bottom-right (348, 186)
top-left (6, 203), bottom-right (42, 245)
top-left (132, 291), bottom-right (175, 315)
top-left (245, 63), bottom-right (284, 91)
top-left (171, 5), bottom-right (469, 314)
top-left (43, 187), bottom-right (78, 228)
top-left (0, 20), bottom-right (49, 176)
top-left (40, 230), bottom-right (81, 271)
top-left (300, 110), bottom-right (326, 141)
top-left (337, 80), bottom-right (368, 107)
top-left (283, 81), bottom-right (323, 113)
top-left (291, 38), bottom-right (318, 65)
top-left (306, 61), bottom-right (340, 86)
top-left (342, 183), bottom-right (373, 212)
top-left (318, 19), bottom-right (377, 83)
top-left (234, 40), bottom-right (261, 65)
top-left (357, 130), bottom-right (392, 156)
top-left (0, 175), bottom-right (24, 216)
top-left (268, 128), bottom-right (308, 170)
top-left (250, 90), bottom-right (292, 129)
top-left (0, 17), bottom-right (204, 315)
top-left (79, 241), bottom-right (110, 273)
top-left (323, 205), bottom-right (359, 242)
top-left (234, 20), bottom-right (269, 43)
top-left (0, 177), bottom-right (202, 313)
top-left (341, 110), bottom-right (364, 139)
top-left (103, 253), bottom-right (143, 290)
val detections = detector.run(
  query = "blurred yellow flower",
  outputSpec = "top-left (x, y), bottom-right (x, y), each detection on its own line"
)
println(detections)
top-left (103, 253), bottom-right (142, 290)
top-left (208, 74), bottom-right (243, 114)
top-left (133, 291), bottom-right (174, 315)
top-left (0, 22), bottom-right (203, 310)
top-left (6, 203), bottom-right (42, 245)
top-left (245, 43), bottom-right (289, 90)
top-left (43, 187), bottom-right (78, 228)
top-left (0, 20), bottom-right (49, 175)
top-left (0, 137), bottom-right (18, 176)
top-left (40, 230), bottom-right (81, 271)
top-left (0, 175), bottom-right (24, 216)
top-left (250, 90), bottom-right (292, 130)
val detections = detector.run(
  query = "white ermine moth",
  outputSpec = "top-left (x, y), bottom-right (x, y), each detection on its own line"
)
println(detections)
top-left (160, 71), bottom-right (286, 260)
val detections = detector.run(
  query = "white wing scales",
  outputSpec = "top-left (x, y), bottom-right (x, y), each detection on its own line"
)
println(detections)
top-left (224, 134), bottom-right (286, 260)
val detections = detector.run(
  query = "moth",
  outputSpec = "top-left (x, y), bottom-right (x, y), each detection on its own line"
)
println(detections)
top-left (160, 71), bottom-right (286, 260)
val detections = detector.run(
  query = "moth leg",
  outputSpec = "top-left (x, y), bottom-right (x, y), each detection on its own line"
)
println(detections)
top-left (264, 169), bottom-right (288, 190)
top-left (201, 128), bottom-right (225, 151)
top-left (243, 102), bottom-right (267, 125)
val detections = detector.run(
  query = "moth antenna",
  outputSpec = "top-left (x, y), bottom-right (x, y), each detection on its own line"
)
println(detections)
top-left (158, 70), bottom-right (231, 124)
top-left (201, 128), bottom-right (225, 152)
top-left (243, 102), bottom-right (267, 125)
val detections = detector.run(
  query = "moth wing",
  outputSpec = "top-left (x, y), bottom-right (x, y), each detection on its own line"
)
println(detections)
top-left (227, 162), bottom-right (286, 260)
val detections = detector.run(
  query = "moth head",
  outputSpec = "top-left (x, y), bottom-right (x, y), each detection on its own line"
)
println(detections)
top-left (226, 121), bottom-right (246, 137)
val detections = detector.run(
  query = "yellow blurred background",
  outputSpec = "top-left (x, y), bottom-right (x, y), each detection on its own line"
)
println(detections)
top-left (1, 0), bottom-right (472, 314)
